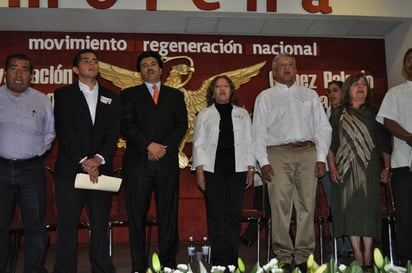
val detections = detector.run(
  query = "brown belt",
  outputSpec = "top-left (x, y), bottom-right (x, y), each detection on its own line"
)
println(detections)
top-left (279, 141), bottom-right (315, 148)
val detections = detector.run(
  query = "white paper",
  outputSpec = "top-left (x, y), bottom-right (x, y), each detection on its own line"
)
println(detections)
top-left (74, 173), bottom-right (122, 192)
top-left (409, 149), bottom-right (412, 172)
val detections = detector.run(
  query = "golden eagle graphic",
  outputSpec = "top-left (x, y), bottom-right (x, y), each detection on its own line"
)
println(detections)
top-left (98, 56), bottom-right (266, 168)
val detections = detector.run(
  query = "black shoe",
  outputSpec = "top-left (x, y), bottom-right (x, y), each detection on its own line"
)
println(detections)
top-left (240, 236), bottom-right (254, 247)
top-left (296, 263), bottom-right (307, 273)
top-left (282, 263), bottom-right (293, 273)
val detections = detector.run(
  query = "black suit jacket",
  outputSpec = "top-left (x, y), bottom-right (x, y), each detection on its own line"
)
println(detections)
top-left (121, 83), bottom-right (187, 175)
top-left (54, 82), bottom-right (121, 181)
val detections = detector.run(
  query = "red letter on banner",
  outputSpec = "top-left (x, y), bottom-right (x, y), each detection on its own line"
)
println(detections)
top-left (9, 0), bottom-right (20, 7)
top-left (193, 0), bottom-right (220, 10)
top-left (87, 0), bottom-right (117, 9)
top-left (147, 0), bottom-right (157, 10)
top-left (247, 0), bottom-right (276, 12)
top-left (302, 0), bottom-right (332, 14)
top-left (9, 0), bottom-right (57, 7)
top-left (29, 0), bottom-right (39, 7)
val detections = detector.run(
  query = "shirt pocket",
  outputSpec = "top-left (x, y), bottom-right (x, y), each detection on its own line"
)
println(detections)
top-left (20, 108), bottom-right (43, 136)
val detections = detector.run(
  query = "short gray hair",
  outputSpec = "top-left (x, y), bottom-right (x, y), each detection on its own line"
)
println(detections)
top-left (272, 53), bottom-right (296, 70)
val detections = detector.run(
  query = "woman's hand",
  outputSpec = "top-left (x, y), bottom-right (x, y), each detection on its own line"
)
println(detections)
top-left (380, 168), bottom-right (390, 183)
top-left (195, 166), bottom-right (206, 191)
top-left (245, 169), bottom-right (254, 189)
top-left (329, 165), bottom-right (341, 183)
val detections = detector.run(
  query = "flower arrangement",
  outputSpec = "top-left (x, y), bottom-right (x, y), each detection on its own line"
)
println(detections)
top-left (148, 248), bottom-right (411, 273)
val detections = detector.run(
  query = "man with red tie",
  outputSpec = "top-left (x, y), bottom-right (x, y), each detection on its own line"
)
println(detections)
top-left (121, 51), bottom-right (188, 273)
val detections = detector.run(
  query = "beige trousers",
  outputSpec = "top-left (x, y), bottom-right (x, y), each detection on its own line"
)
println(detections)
top-left (267, 145), bottom-right (317, 264)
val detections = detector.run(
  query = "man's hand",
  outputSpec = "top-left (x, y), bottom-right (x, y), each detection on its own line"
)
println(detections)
top-left (81, 156), bottom-right (102, 183)
top-left (147, 142), bottom-right (167, 161)
top-left (406, 134), bottom-right (412, 147)
top-left (261, 164), bottom-right (275, 182)
top-left (314, 161), bottom-right (326, 178)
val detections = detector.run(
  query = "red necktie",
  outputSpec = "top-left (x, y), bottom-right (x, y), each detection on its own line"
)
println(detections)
top-left (152, 84), bottom-right (159, 104)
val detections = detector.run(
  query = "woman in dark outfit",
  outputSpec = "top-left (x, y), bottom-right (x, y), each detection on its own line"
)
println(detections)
top-left (192, 75), bottom-right (255, 266)
top-left (328, 73), bottom-right (391, 270)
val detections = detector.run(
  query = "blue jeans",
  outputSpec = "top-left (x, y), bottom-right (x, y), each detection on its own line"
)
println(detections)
top-left (0, 158), bottom-right (48, 273)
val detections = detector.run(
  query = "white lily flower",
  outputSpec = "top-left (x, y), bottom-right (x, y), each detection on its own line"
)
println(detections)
top-left (384, 264), bottom-right (407, 273)
top-left (177, 264), bottom-right (188, 271)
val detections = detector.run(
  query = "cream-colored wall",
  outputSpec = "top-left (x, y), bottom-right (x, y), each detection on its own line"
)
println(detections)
top-left (385, 21), bottom-right (412, 88)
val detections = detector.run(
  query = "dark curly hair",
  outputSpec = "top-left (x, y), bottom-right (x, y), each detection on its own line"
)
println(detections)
top-left (206, 75), bottom-right (239, 106)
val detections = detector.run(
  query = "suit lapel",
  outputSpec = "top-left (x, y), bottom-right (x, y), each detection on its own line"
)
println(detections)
top-left (94, 89), bottom-right (105, 129)
top-left (75, 84), bottom-right (94, 127)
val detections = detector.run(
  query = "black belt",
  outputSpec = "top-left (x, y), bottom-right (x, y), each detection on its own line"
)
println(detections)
top-left (0, 156), bottom-right (41, 166)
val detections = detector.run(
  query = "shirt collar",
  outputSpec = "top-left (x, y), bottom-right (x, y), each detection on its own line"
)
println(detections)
top-left (144, 81), bottom-right (160, 90)
top-left (275, 81), bottom-right (297, 91)
top-left (78, 80), bottom-right (98, 93)
top-left (5, 85), bottom-right (30, 98)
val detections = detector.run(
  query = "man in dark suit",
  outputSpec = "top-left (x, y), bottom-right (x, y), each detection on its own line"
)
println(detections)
top-left (53, 49), bottom-right (121, 273)
top-left (121, 51), bottom-right (188, 272)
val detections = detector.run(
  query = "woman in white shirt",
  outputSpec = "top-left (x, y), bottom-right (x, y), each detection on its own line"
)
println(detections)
top-left (192, 75), bottom-right (255, 267)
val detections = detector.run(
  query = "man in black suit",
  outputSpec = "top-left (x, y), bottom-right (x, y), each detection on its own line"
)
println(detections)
top-left (121, 51), bottom-right (188, 272)
top-left (53, 49), bottom-right (121, 273)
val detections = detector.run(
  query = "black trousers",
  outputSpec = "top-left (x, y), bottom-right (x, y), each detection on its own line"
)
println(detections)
top-left (124, 169), bottom-right (179, 272)
top-left (54, 179), bottom-right (114, 273)
top-left (391, 167), bottom-right (412, 264)
top-left (204, 170), bottom-right (245, 266)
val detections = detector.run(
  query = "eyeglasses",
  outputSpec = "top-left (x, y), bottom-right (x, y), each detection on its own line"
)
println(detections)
top-left (327, 87), bottom-right (340, 94)
top-left (80, 58), bottom-right (98, 65)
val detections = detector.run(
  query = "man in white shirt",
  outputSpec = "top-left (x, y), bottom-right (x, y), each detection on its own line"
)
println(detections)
top-left (53, 49), bottom-right (121, 273)
top-left (253, 53), bottom-right (331, 272)
top-left (376, 48), bottom-right (412, 266)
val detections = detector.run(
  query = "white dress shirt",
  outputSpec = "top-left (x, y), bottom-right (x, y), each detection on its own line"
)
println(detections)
top-left (252, 81), bottom-right (332, 167)
top-left (376, 80), bottom-right (412, 168)
top-left (79, 80), bottom-right (98, 124)
top-left (78, 80), bottom-right (105, 164)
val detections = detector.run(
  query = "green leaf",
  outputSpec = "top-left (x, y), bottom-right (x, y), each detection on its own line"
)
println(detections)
top-left (374, 248), bottom-right (384, 269)
top-left (249, 262), bottom-right (260, 273)
top-left (314, 264), bottom-right (327, 273)
top-left (198, 261), bottom-right (208, 273)
top-left (344, 261), bottom-right (363, 273)
top-left (152, 252), bottom-right (161, 273)
top-left (238, 258), bottom-right (245, 273)
top-left (326, 259), bottom-right (336, 273)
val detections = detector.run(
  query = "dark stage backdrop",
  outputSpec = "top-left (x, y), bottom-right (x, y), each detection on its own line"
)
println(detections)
top-left (0, 31), bottom-right (388, 244)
